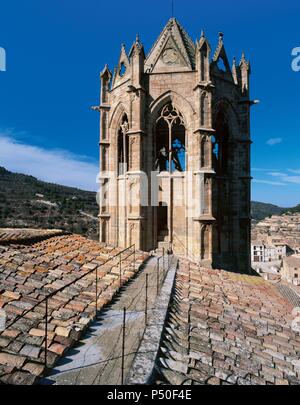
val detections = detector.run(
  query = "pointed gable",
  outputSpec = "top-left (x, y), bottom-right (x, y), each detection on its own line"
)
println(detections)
top-left (145, 18), bottom-right (196, 73)
top-left (112, 44), bottom-right (131, 89)
top-left (211, 33), bottom-right (234, 81)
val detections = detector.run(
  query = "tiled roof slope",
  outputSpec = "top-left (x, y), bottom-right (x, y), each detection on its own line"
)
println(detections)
top-left (0, 229), bottom-right (66, 245)
top-left (0, 230), bottom-right (148, 384)
top-left (155, 259), bottom-right (300, 385)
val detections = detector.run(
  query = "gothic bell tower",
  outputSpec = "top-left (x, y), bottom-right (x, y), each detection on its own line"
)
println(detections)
top-left (95, 18), bottom-right (252, 273)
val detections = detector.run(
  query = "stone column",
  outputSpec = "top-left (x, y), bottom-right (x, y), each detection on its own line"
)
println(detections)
top-left (193, 37), bottom-right (216, 265)
top-left (126, 37), bottom-right (146, 250)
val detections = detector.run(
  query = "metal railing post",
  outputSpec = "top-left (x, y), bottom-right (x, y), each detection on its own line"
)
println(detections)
top-left (156, 258), bottom-right (159, 295)
top-left (133, 245), bottom-right (136, 272)
top-left (45, 297), bottom-right (48, 369)
top-left (95, 267), bottom-right (98, 317)
top-left (121, 307), bottom-right (126, 385)
top-left (0, 244), bottom-right (140, 348)
top-left (145, 274), bottom-right (148, 326)
top-left (119, 254), bottom-right (122, 288)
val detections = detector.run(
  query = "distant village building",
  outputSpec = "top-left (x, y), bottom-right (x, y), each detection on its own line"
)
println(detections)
top-left (282, 255), bottom-right (300, 285)
top-left (252, 213), bottom-right (300, 266)
top-left (251, 240), bottom-right (288, 263)
top-left (251, 241), bottom-right (264, 263)
top-left (95, 18), bottom-right (252, 272)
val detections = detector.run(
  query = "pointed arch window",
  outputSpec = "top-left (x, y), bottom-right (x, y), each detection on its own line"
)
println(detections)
top-left (217, 57), bottom-right (227, 72)
top-left (212, 109), bottom-right (230, 175)
top-left (119, 62), bottom-right (127, 77)
top-left (200, 92), bottom-right (209, 127)
top-left (118, 114), bottom-right (129, 175)
top-left (155, 103), bottom-right (186, 173)
top-left (200, 43), bottom-right (208, 82)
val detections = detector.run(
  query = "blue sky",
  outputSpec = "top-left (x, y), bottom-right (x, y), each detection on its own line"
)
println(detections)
top-left (0, 0), bottom-right (300, 206)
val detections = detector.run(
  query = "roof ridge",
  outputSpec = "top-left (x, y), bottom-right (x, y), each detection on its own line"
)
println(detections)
top-left (173, 18), bottom-right (195, 49)
top-left (0, 228), bottom-right (67, 245)
top-left (145, 18), bottom-right (196, 70)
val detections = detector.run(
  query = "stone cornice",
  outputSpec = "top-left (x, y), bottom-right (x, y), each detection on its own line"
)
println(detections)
top-left (194, 127), bottom-right (216, 135)
top-left (126, 171), bottom-right (146, 177)
top-left (99, 140), bottom-right (110, 146)
top-left (127, 216), bottom-right (145, 221)
top-left (156, 172), bottom-right (185, 179)
top-left (98, 214), bottom-right (111, 219)
top-left (194, 169), bottom-right (215, 175)
top-left (100, 104), bottom-right (111, 111)
top-left (193, 215), bottom-right (216, 222)
top-left (127, 130), bottom-right (147, 136)
top-left (147, 70), bottom-right (195, 76)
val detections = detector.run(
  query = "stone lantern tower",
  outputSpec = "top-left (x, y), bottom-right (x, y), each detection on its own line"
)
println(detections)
top-left (94, 18), bottom-right (252, 273)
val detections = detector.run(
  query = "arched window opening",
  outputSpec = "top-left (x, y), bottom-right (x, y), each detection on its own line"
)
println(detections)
top-left (200, 44), bottom-right (207, 82)
top-left (101, 147), bottom-right (107, 171)
top-left (217, 57), bottom-right (227, 72)
top-left (118, 114), bottom-right (129, 175)
top-left (119, 62), bottom-right (126, 77)
top-left (101, 111), bottom-right (108, 140)
top-left (212, 110), bottom-right (229, 175)
top-left (200, 92), bottom-right (209, 127)
top-left (155, 103), bottom-right (186, 173)
top-left (201, 225), bottom-right (209, 261)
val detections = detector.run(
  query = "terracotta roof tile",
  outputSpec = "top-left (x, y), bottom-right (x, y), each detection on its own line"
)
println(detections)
top-left (155, 259), bottom-right (300, 385)
top-left (0, 230), bottom-right (148, 384)
top-left (0, 229), bottom-right (66, 245)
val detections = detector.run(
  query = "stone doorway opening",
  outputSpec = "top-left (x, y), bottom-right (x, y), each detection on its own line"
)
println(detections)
top-left (157, 202), bottom-right (168, 247)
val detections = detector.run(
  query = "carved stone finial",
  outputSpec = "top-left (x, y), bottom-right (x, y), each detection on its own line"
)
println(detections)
top-left (201, 29), bottom-right (205, 38)
top-left (240, 52), bottom-right (247, 65)
top-left (218, 32), bottom-right (224, 42)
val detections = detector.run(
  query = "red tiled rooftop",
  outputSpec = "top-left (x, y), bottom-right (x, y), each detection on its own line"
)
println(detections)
top-left (155, 259), bottom-right (300, 385)
top-left (0, 229), bottom-right (148, 384)
top-left (0, 229), bottom-right (67, 245)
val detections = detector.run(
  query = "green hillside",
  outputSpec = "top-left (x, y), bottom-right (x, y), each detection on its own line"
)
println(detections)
top-left (251, 201), bottom-right (300, 221)
top-left (0, 167), bottom-right (99, 240)
top-left (0, 167), bottom-right (299, 237)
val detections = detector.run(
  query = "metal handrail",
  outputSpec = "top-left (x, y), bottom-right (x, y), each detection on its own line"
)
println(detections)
top-left (1, 243), bottom-right (136, 332)
top-left (0, 246), bottom-right (173, 380)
